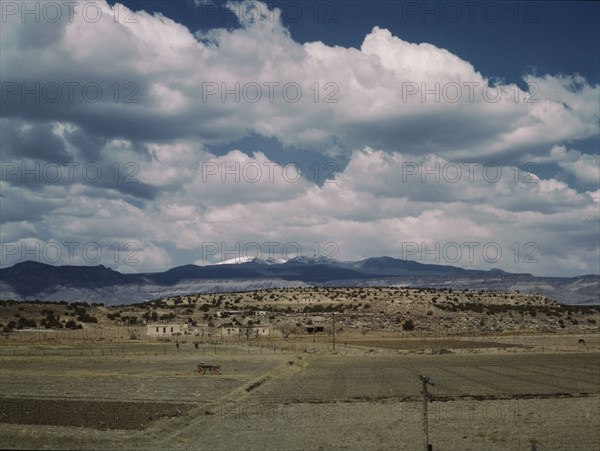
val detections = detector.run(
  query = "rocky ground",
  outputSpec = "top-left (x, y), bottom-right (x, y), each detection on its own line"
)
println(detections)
top-left (2, 287), bottom-right (597, 340)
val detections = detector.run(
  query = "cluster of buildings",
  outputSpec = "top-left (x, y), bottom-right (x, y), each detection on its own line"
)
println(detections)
top-left (145, 323), bottom-right (271, 338)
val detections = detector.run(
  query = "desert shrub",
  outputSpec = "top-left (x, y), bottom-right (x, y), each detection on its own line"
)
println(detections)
top-left (64, 320), bottom-right (82, 329)
top-left (402, 319), bottom-right (415, 331)
top-left (121, 315), bottom-right (139, 325)
top-left (160, 313), bottom-right (175, 321)
top-left (77, 312), bottom-right (98, 323)
top-left (16, 317), bottom-right (36, 329)
top-left (304, 304), bottom-right (324, 313)
top-left (41, 314), bottom-right (62, 329)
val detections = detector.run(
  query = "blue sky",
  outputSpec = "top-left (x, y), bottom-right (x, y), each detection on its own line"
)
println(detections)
top-left (1, 0), bottom-right (599, 276)
top-left (110, 1), bottom-right (600, 84)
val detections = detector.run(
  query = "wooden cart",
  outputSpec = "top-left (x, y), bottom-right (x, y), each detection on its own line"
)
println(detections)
top-left (196, 362), bottom-right (221, 375)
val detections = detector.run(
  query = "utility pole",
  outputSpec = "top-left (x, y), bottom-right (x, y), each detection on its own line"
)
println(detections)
top-left (332, 312), bottom-right (336, 351)
top-left (419, 374), bottom-right (436, 451)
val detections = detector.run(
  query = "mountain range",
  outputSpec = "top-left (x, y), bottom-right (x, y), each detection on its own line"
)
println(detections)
top-left (0, 257), bottom-right (598, 305)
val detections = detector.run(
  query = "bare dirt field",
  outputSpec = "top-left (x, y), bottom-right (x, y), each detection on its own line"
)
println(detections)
top-left (0, 336), bottom-right (599, 450)
top-left (0, 397), bottom-right (196, 430)
top-left (249, 352), bottom-right (599, 403)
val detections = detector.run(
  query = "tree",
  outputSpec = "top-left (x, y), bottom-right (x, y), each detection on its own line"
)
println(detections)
top-left (280, 323), bottom-right (291, 339)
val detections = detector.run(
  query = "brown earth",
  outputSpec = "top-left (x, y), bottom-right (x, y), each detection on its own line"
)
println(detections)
top-left (0, 337), bottom-right (598, 450)
top-left (341, 338), bottom-right (525, 350)
top-left (0, 398), bottom-right (195, 430)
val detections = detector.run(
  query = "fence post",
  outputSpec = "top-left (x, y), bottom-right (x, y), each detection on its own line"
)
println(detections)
top-left (419, 375), bottom-right (436, 451)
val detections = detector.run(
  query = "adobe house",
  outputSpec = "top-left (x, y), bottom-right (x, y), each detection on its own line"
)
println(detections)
top-left (220, 326), bottom-right (241, 337)
top-left (220, 325), bottom-right (271, 338)
top-left (249, 326), bottom-right (270, 337)
top-left (190, 324), bottom-right (210, 337)
top-left (146, 324), bottom-right (186, 337)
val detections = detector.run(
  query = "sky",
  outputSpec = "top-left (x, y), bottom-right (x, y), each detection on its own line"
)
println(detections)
top-left (0, 0), bottom-right (599, 276)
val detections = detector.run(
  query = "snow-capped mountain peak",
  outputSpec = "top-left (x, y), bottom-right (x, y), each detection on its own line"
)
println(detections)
top-left (212, 256), bottom-right (288, 265)
top-left (285, 255), bottom-right (340, 265)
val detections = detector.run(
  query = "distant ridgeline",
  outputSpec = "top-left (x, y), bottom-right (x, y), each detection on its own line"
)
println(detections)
top-left (0, 259), bottom-right (598, 305)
